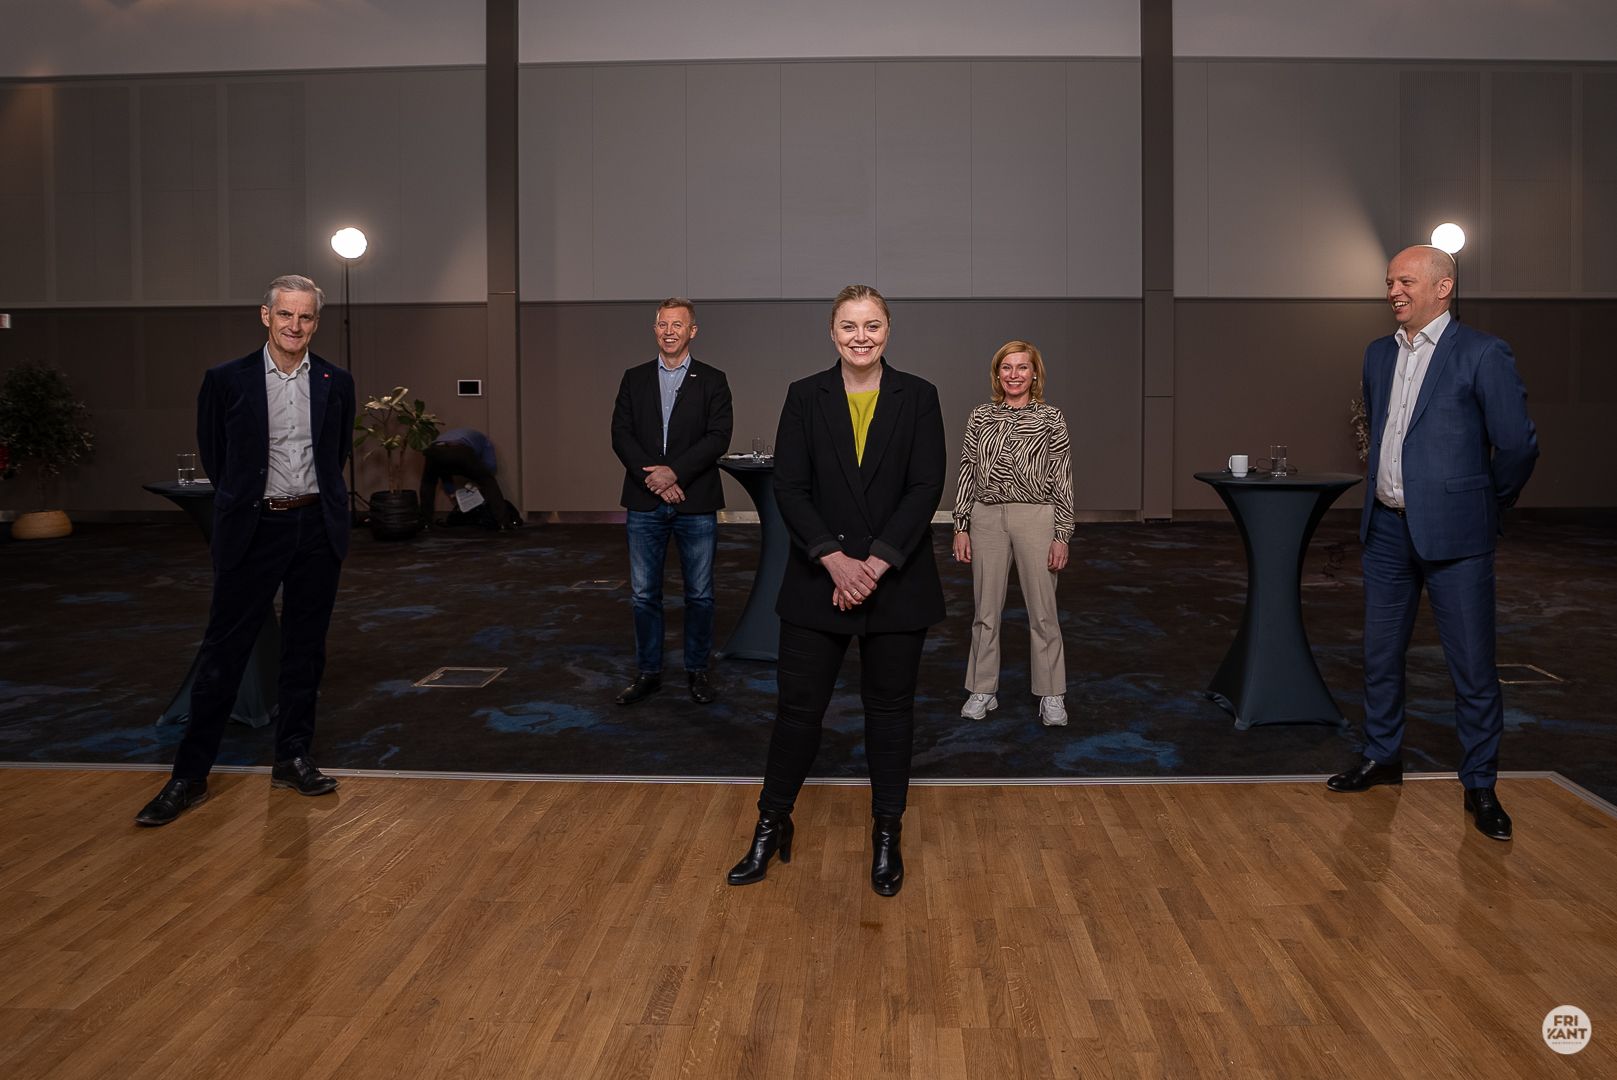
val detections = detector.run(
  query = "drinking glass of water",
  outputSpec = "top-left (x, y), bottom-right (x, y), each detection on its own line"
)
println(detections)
top-left (176, 452), bottom-right (197, 485)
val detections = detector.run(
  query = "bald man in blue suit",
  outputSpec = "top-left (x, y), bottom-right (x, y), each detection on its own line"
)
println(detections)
top-left (1327, 245), bottom-right (1538, 841)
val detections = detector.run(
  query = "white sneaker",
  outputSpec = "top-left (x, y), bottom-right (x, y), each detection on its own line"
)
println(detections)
top-left (961, 693), bottom-right (998, 719)
top-left (1039, 696), bottom-right (1069, 727)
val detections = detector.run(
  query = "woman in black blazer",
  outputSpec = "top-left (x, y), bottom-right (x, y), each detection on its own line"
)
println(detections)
top-left (727, 285), bottom-right (947, 896)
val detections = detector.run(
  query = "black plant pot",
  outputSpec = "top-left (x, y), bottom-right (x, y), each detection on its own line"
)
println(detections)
top-left (368, 490), bottom-right (422, 540)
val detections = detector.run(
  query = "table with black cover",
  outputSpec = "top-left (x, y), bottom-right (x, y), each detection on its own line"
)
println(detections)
top-left (716, 455), bottom-right (786, 662)
top-left (1193, 470), bottom-right (1362, 729)
top-left (142, 481), bottom-right (279, 728)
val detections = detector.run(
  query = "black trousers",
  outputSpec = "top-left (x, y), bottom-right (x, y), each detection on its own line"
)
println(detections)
top-left (419, 442), bottom-right (508, 526)
top-left (173, 503), bottom-right (342, 780)
top-left (758, 620), bottom-right (927, 817)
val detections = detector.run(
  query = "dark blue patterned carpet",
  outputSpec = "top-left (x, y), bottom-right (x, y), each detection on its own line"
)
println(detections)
top-left (2, 518), bottom-right (1613, 804)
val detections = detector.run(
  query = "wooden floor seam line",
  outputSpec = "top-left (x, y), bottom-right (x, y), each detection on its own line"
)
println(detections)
top-left (3, 759), bottom-right (1614, 819)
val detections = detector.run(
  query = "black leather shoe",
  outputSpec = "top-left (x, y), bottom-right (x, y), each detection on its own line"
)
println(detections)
top-left (270, 757), bottom-right (339, 796)
top-left (1326, 757), bottom-right (1404, 792)
top-left (688, 671), bottom-right (716, 704)
top-left (871, 813), bottom-right (904, 896)
top-left (615, 673), bottom-right (662, 705)
top-left (1464, 786), bottom-right (1513, 841)
top-left (727, 810), bottom-right (793, 885)
top-left (135, 778), bottom-right (209, 827)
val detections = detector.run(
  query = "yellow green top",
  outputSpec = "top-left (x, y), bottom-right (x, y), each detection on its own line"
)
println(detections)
top-left (847, 390), bottom-right (880, 464)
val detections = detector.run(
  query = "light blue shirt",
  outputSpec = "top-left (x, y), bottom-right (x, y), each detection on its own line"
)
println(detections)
top-left (657, 355), bottom-right (691, 453)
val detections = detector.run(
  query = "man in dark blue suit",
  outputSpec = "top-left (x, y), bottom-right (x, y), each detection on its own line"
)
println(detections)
top-left (1327, 245), bottom-right (1538, 841)
top-left (137, 275), bottom-right (357, 826)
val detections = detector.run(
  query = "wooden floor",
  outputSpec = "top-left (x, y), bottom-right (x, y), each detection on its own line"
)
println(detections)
top-left (1, 770), bottom-right (1613, 1079)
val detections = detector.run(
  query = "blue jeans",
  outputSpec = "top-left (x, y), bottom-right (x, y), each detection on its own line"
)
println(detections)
top-left (626, 505), bottom-right (716, 675)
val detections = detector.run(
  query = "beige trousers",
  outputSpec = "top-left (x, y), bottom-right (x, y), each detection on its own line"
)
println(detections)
top-left (964, 502), bottom-right (1067, 697)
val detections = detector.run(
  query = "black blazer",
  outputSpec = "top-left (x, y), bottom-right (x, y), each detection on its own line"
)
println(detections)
top-left (197, 349), bottom-right (355, 571)
top-left (611, 358), bottom-right (733, 514)
top-left (772, 359), bottom-right (947, 634)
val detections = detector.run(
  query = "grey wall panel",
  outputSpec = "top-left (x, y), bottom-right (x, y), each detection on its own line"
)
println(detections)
top-left (0, 196), bottom-right (49, 302)
top-left (780, 63), bottom-right (878, 298)
top-left (139, 84), bottom-right (217, 194)
top-left (395, 70), bottom-right (487, 302)
top-left (1491, 72), bottom-right (1573, 293)
top-left (591, 66), bottom-right (688, 299)
top-left (300, 70), bottom-right (485, 306)
top-left (0, 86), bottom-right (49, 302)
top-left (686, 64), bottom-right (782, 298)
top-left (520, 302), bottom-right (653, 510)
top-left (1173, 301), bottom-right (1383, 509)
top-left (226, 83), bottom-right (305, 300)
top-left (139, 84), bottom-right (219, 303)
top-left (1295, 65), bottom-right (1400, 295)
top-left (875, 63), bottom-right (973, 297)
top-left (1066, 302), bottom-right (1144, 509)
top-left (1204, 64), bottom-right (1305, 296)
top-left (1173, 61), bottom-right (1210, 296)
top-left (141, 189), bottom-right (219, 304)
top-left (53, 85), bottom-right (133, 302)
top-left (1068, 61), bottom-right (1142, 297)
top-left (1398, 70), bottom-right (1482, 286)
top-left (0, 86), bottom-right (48, 195)
top-left (303, 73), bottom-right (408, 307)
top-left (971, 62), bottom-right (1067, 297)
top-left (520, 67), bottom-right (595, 301)
top-left (1585, 74), bottom-right (1617, 292)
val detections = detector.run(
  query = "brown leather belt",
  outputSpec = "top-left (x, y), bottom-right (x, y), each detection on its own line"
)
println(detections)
top-left (1377, 500), bottom-right (1406, 518)
top-left (263, 494), bottom-right (320, 510)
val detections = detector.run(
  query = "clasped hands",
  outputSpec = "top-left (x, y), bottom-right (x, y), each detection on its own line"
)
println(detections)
top-left (641, 465), bottom-right (684, 504)
top-left (821, 551), bottom-right (891, 611)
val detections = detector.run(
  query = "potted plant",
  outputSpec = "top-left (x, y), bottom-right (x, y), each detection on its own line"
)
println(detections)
top-left (354, 385), bottom-right (439, 540)
top-left (0, 360), bottom-right (95, 540)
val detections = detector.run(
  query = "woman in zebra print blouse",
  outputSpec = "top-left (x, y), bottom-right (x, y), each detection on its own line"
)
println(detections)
top-left (951, 340), bottom-right (1075, 727)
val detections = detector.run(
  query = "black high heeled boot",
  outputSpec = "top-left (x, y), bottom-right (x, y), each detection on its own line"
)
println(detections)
top-left (871, 813), bottom-right (904, 896)
top-left (726, 809), bottom-right (794, 885)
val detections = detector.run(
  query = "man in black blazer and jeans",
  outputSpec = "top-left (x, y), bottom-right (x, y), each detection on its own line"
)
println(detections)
top-left (610, 298), bottom-right (733, 705)
top-left (136, 274), bottom-right (356, 826)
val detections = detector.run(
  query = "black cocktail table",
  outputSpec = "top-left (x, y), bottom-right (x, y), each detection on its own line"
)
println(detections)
top-left (1193, 470), bottom-right (1362, 729)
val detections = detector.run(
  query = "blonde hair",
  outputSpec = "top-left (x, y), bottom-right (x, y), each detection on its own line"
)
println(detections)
top-left (829, 284), bottom-right (890, 326)
top-left (990, 340), bottom-right (1046, 404)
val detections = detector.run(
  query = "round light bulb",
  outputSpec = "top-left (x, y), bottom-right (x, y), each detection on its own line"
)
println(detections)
top-left (330, 227), bottom-right (368, 260)
top-left (1430, 222), bottom-right (1465, 254)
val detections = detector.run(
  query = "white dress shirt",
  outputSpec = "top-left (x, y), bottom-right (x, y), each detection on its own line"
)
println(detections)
top-left (263, 347), bottom-right (318, 498)
top-left (1375, 310), bottom-right (1451, 508)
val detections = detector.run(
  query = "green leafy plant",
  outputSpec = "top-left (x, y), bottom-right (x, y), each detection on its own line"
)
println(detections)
top-left (354, 385), bottom-right (440, 493)
top-left (0, 361), bottom-right (95, 508)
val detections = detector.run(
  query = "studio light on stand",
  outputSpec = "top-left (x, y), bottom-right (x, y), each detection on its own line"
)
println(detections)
top-left (1431, 222), bottom-right (1465, 321)
top-left (331, 227), bottom-right (368, 519)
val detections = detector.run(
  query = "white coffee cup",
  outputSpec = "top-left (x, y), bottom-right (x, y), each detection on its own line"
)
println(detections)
top-left (1228, 453), bottom-right (1249, 477)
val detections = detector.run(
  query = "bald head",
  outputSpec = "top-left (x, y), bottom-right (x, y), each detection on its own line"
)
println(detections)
top-left (1386, 245), bottom-right (1455, 335)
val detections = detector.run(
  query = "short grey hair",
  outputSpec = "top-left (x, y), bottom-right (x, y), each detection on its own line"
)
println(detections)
top-left (263, 274), bottom-right (325, 315)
